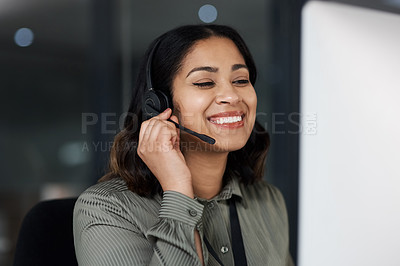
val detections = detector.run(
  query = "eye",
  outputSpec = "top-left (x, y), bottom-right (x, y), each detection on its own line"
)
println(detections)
top-left (233, 79), bottom-right (250, 87)
top-left (193, 81), bottom-right (215, 88)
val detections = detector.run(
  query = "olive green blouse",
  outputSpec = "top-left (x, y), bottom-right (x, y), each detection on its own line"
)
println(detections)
top-left (73, 176), bottom-right (293, 266)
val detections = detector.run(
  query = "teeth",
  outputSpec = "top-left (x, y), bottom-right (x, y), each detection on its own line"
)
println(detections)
top-left (214, 116), bottom-right (242, 124)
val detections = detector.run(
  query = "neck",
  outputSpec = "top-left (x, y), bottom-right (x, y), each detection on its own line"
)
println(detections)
top-left (183, 149), bottom-right (228, 200)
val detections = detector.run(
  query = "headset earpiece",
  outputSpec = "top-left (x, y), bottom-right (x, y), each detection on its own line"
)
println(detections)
top-left (143, 89), bottom-right (171, 120)
top-left (142, 39), bottom-right (173, 120)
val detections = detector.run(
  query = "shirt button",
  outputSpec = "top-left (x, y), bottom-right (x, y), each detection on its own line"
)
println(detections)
top-left (208, 202), bottom-right (215, 209)
top-left (220, 246), bottom-right (229, 254)
top-left (188, 209), bottom-right (197, 217)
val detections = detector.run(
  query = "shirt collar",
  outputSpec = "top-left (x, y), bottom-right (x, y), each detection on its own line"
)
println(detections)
top-left (196, 175), bottom-right (248, 208)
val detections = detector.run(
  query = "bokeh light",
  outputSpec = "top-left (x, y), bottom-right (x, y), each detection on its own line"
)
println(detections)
top-left (198, 4), bottom-right (218, 23)
top-left (14, 28), bottom-right (34, 47)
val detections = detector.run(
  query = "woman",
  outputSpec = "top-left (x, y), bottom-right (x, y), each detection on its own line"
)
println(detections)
top-left (74, 24), bottom-right (293, 266)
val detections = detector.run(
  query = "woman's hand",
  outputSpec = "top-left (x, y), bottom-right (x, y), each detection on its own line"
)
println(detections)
top-left (138, 108), bottom-right (194, 198)
top-left (138, 108), bottom-right (204, 264)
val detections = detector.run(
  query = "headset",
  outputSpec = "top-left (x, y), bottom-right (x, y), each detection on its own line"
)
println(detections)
top-left (142, 39), bottom-right (216, 145)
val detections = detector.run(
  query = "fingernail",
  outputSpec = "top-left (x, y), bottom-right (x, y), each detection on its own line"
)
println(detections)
top-left (163, 108), bottom-right (170, 113)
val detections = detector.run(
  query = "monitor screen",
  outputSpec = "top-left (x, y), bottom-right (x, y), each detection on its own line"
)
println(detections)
top-left (299, 1), bottom-right (400, 265)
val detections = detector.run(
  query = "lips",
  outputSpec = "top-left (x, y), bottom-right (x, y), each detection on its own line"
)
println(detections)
top-left (208, 111), bottom-right (245, 128)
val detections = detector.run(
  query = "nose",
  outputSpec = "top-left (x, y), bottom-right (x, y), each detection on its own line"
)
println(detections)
top-left (215, 82), bottom-right (242, 105)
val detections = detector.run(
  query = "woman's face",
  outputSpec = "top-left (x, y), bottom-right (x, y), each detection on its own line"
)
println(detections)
top-left (172, 37), bottom-right (257, 152)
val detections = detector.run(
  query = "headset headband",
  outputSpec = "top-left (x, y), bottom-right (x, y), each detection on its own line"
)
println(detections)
top-left (146, 39), bottom-right (162, 91)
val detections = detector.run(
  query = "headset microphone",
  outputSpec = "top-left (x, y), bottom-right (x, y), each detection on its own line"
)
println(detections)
top-left (142, 39), bottom-right (216, 145)
top-left (145, 104), bottom-right (216, 144)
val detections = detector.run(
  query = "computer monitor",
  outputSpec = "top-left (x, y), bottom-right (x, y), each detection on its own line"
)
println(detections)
top-left (299, 1), bottom-right (400, 265)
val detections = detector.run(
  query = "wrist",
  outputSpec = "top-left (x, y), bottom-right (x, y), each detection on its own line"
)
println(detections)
top-left (159, 191), bottom-right (204, 227)
top-left (162, 179), bottom-right (194, 198)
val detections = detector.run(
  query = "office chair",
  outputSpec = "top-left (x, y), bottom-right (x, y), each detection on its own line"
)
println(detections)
top-left (13, 198), bottom-right (78, 266)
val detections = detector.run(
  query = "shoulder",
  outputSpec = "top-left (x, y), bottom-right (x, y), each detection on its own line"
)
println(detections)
top-left (74, 177), bottom-right (161, 222)
top-left (239, 179), bottom-right (288, 216)
top-left (242, 179), bottom-right (285, 202)
top-left (75, 178), bottom-right (131, 208)
top-left (78, 177), bottom-right (130, 198)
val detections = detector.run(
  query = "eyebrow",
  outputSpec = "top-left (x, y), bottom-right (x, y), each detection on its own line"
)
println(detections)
top-left (231, 64), bottom-right (248, 72)
top-left (186, 66), bottom-right (218, 78)
top-left (186, 64), bottom-right (249, 78)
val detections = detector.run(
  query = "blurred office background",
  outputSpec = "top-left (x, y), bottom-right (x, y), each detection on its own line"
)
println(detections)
top-left (0, 0), bottom-right (305, 265)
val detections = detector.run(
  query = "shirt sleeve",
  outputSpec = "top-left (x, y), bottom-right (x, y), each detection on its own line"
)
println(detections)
top-left (73, 188), bottom-right (205, 266)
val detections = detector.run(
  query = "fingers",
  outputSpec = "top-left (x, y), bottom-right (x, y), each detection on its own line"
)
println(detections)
top-left (169, 114), bottom-right (179, 124)
top-left (138, 108), bottom-right (179, 155)
top-left (148, 121), bottom-right (177, 149)
top-left (158, 108), bottom-right (172, 119)
top-left (139, 108), bottom-right (172, 143)
top-left (169, 114), bottom-right (181, 150)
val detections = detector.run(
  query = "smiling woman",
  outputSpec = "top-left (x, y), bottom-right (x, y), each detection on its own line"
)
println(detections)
top-left (173, 37), bottom-right (257, 154)
top-left (73, 24), bottom-right (293, 266)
